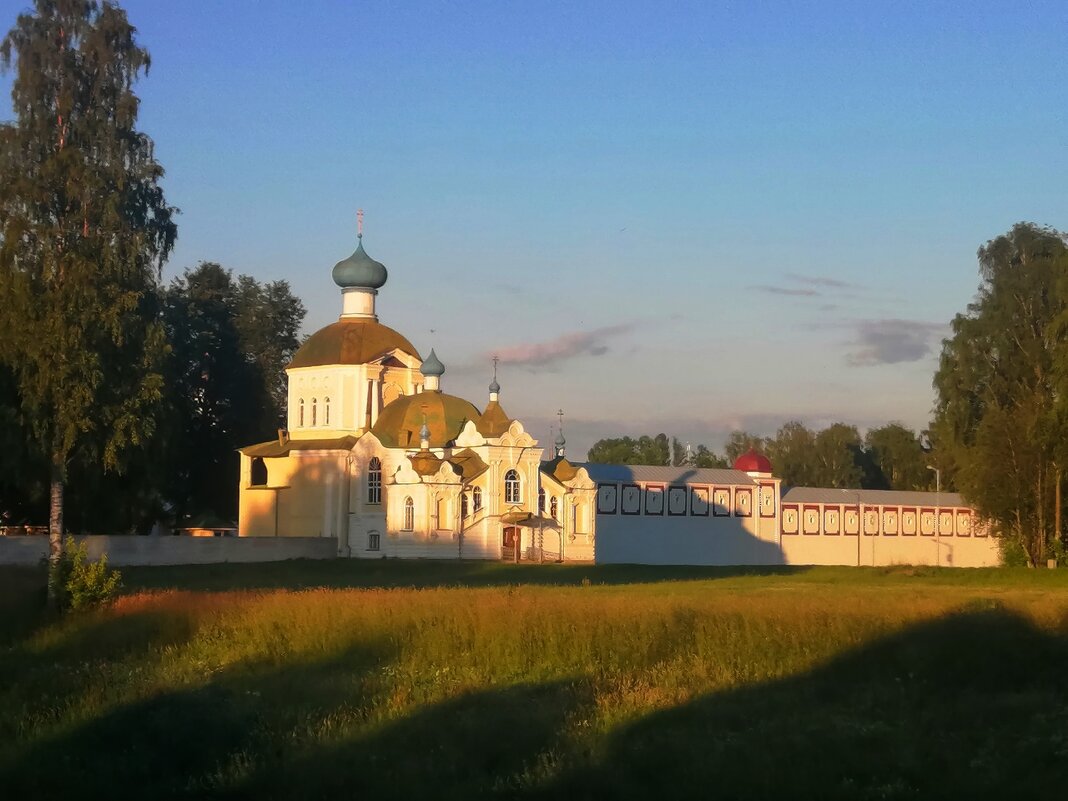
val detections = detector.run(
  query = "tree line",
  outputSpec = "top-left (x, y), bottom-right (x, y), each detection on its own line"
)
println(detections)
top-left (586, 421), bottom-right (935, 492)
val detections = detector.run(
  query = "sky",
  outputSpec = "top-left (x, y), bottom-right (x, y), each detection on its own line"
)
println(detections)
top-left (2, 0), bottom-right (1066, 458)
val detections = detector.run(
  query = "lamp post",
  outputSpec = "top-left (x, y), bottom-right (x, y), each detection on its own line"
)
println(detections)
top-left (927, 465), bottom-right (940, 567)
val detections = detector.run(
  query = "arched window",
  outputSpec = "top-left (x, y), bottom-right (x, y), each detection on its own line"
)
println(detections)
top-left (250, 457), bottom-right (268, 487)
top-left (461, 493), bottom-right (469, 519)
top-left (550, 496), bottom-right (558, 520)
top-left (367, 457), bottom-right (382, 505)
top-left (324, 397), bottom-right (330, 426)
top-left (311, 398), bottom-right (318, 427)
top-left (505, 469), bottom-right (521, 504)
top-left (538, 487), bottom-right (545, 514)
top-left (436, 497), bottom-right (449, 531)
top-left (473, 486), bottom-right (482, 512)
top-left (299, 398), bottom-right (305, 427)
top-left (402, 497), bottom-right (414, 531)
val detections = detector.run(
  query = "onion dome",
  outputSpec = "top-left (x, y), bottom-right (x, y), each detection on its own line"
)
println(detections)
top-left (555, 429), bottom-right (566, 448)
top-left (289, 319), bottom-right (420, 369)
top-left (371, 391), bottom-right (480, 448)
top-left (489, 377), bottom-right (500, 394)
top-left (332, 235), bottom-right (388, 289)
top-left (733, 447), bottom-right (773, 474)
top-left (421, 348), bottom-right (445, 378)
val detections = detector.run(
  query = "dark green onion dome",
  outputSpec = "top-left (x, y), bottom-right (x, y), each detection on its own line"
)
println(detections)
top-left (289, 319), bottom-right (420, 368)
top-left (332, 235), bottom-right (388, 289)
top-left (371, 391), bottom-right (481, 448)
top-left (420, 348), bottom-right (445, 377)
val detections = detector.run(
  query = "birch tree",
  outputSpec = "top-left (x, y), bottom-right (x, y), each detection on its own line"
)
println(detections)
top-left (0, 0), bottom-right (176, 603)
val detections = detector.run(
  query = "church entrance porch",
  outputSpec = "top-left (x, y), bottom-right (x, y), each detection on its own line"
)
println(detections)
top-left (502, 526), bottom-right (520, 562)
top-left (500, 513), bottom-right (562, 562)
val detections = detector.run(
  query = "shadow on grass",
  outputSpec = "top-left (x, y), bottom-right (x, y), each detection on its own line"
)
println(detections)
top-left (4, 607), bottom-right (1067, 800)
top-left (230, 680), bottom-right (589, 801)
top-left (531, 605), bottom-right (1068, 800)
top-left (120, 559), bottom-right (808, 594)
top-left (1, 633), bottom-right (396, 800)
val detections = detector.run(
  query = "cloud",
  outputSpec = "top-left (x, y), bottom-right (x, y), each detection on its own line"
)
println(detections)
top-left (784, 272), bottom-right (860, 290)
top-left (846, 319), bottom-right (945, 366)
top-left (489, 322), bottom-right (638, 369)
top-left (749, 285), bottom-right (820, 297)
top-left (749, 273), bottom-right (867, 303)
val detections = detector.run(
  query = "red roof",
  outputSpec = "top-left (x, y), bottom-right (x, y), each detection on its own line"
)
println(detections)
top-left (733, 448), bottom-right (773, 473)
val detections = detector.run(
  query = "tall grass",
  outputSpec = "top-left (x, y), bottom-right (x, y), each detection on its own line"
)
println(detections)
top-left (1, 563), bottom-right (1067, 799)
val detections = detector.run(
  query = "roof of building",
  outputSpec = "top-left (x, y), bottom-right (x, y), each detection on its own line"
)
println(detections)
top-left (733, 448), bottom-right (773, 473)
top-left (409, 449), bottom-right (445, 477)
top-left (781, 486), bottom-right (967, 508)
top-left (541, 455), bottom-right (580, 483)
top-left (240, 435), bottom-right (360, 458)
top-left (475, 400), bottom-right (512, 437)
top-left (371, 391), bottom-right (481, 449)
top-left (578, 463), bottom-right (757, 486)
top-left (332, 236), bottom-right (388, 289)
top-left (289, 319), bottom-right (421, 369)
top-left (448, 448), bottom-right (490, 481)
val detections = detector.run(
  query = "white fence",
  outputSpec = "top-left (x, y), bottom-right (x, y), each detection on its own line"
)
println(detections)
top-left (0, 535), bottom-right (337, 566)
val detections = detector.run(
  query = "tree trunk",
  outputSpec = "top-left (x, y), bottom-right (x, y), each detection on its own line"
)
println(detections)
top-left (46, 449), bottom-right (65, 608)
top-left (1056, 465), bottom-right (1063, 551)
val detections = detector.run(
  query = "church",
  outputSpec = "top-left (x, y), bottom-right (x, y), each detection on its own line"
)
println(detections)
top-left (237, 229), bottom-right (1001, 568)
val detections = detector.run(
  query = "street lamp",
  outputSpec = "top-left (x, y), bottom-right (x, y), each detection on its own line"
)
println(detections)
top-left (927, 465), bottom-right (940, 566)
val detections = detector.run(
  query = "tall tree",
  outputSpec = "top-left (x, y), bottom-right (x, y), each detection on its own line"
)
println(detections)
top-left (162, 263), bottom-right (276, 521)
top-left (811, 423), bottom-right (863, 488)
top-left (864, 423), bottom-right (932, 491)
top-left (0, 0), bottom-right (176, 600)
top-left (932, 223), bottom-right (1068, 566)
top-left (233, 274), bottom-right (305, 423)
top-left (765, 421), bottom-right (817, 486)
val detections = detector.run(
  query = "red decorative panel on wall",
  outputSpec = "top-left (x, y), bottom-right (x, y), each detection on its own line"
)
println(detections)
top-left (803, 505), bottom-right (821, 535)
top-left (781, 504), bottom-right (799, 535)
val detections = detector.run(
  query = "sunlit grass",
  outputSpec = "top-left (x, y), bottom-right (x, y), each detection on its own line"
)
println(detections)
top-left (2, 562), bottom-right (1067, 799)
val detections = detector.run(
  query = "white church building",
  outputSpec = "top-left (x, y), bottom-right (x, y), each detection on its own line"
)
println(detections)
top-left (238, 230), bottom-right (1001, 568)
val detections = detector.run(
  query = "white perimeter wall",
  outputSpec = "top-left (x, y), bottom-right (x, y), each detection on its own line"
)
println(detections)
top-left (0, 536), bottom-right (337, 566)
top-left (595, 515), bottom-right (783, 566)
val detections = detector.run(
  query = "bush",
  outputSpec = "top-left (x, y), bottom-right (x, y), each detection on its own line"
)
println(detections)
top-left (55, 535), bottom-right (122, 611)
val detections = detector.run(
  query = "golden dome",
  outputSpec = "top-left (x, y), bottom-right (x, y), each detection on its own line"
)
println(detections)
top-left (289, 319), bottom-right (420, 369)
top-left (371, 391), bottom-right (481, 449)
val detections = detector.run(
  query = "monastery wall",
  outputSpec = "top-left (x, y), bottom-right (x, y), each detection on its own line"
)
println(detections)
top-left (0, 535), bottom-right (336, 566)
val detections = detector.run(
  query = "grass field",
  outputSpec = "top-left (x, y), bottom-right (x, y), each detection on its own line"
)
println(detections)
top-left (2, 561), bottom-right (1068, 800)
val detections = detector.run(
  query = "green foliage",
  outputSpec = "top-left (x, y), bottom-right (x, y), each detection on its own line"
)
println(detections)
top-left (161, 262), bottom-right (305, 519)
top-left (0, 1), bottom-right (176, 557)
top-left (54, 535), bottom-right (122, 611)
top-left (864, 423), bottom-right (933, 491)
top-left (932, 223), bottom-right (1068, 565)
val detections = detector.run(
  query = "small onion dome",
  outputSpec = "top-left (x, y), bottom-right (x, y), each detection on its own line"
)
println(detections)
top-left (371, 391), bottom-right (480, 448)
top-left (733, 447), bottom-right (773, 473)
top-left (421, 348), bottom-right (445, 378)
top-left (489, 377), bottom-right (500, 394)
top-left (555, 430), bottom-right (566, 448)
top-left (332, 236), bottom-right (388, 289)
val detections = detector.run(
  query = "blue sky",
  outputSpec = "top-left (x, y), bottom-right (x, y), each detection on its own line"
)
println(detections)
top-left (2, 0), bottom-right (1066, 457)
